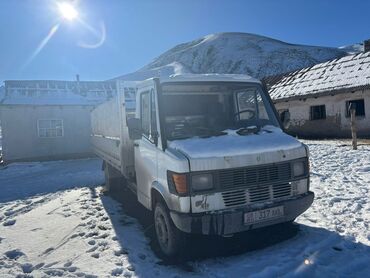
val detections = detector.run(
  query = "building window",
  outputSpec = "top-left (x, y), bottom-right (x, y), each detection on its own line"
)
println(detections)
top-left (310, 105), bottom-right (326, 120)
top-left (37, 119), bottom-right (64, 138)
top-left (346, 99), bottom-right (365, 117)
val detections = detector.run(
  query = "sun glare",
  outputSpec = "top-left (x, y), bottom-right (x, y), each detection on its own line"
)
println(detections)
top-left (58, 2), bottom-right (78, 21)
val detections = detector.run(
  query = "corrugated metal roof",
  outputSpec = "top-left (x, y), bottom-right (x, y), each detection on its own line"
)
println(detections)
top-left (266, 52), bottom-right (370, 101)
top-left (1, 80), bottom-right (116, 106)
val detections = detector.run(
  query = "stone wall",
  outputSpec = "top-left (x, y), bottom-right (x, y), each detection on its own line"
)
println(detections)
top-left (274, 89), bottom-right (370, 138)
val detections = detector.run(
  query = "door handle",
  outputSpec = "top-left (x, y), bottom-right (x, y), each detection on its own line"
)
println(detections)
top-left (134, 142), bottom-right (139, 147)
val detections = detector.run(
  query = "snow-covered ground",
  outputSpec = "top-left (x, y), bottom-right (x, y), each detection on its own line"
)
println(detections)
top-left (0, 159), bottom-right (104, 203)
top-left (0, 142), bottom-right (369, 277)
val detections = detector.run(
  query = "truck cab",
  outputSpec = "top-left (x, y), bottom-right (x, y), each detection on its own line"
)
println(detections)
top-left (92, 74), bottom-right (314, 256)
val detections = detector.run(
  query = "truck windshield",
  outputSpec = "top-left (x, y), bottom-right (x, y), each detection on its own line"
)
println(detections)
top-left (161, 83), bottom-right (280, 140)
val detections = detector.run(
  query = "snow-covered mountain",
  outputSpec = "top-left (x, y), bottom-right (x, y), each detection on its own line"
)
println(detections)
top-left (117, 32), bottom-right (356, 80)
top-left (338, 43), bottom-right (363, 54)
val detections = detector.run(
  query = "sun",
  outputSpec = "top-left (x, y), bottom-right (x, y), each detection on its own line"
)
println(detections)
top-left (58, 2), bottom-right (78, 21)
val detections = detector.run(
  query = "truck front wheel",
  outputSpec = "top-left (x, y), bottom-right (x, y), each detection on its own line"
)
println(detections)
top-left (154, 202), bottom-right (184, 257)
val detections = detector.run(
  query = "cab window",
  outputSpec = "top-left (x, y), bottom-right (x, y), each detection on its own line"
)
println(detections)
top-left (150, 89), bottom-right (158, 136)
top-left (140, 91), bottom-right (150, 137)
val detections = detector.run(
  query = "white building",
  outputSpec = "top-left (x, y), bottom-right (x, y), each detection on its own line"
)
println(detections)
top-left (266, 44), bottom-right (370, 138)
top-left (0, 79), bottom-right (116, 162)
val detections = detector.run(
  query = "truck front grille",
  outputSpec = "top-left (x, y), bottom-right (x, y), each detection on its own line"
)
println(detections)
top-left (222, 189), bottom-right (247, 207)
top-left (219, 162), bottom-right (292, 190)
top-left (222, 183), bottom-right (292, 207)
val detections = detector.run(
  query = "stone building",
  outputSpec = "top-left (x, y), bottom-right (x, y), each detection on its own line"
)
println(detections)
top-left (266, 43), bottom-right (370, 138)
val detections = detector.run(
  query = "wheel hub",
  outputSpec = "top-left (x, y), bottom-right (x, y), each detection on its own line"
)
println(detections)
top-left (156, 213), bottom-right (168, 247)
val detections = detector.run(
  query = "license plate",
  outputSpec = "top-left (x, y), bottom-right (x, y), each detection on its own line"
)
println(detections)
top-left (244, 206), bottom-right (284, 225)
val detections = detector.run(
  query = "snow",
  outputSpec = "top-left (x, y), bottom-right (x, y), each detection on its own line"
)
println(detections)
top-left (2, 93), bottom-right (104, 106)
top-left (168, 126), bottom-right (302, 159)
top-left (268, 51), bottom-right (370, 101)
top-left (338, 43), bottom-right (364, 54)
top-left (116, 32), bottom-right (350, 81)
top-left (161, 73), bottom-right (260, 84)
top-left (0, 142), bottom-right (370, 277)
top-left (0, 158), bottom-right (104, 203)
top-left (2, 80), bottom-right (115, 106)
top-left (1, 90), bottom-right (107, 106)
top-left (116, 61), bottom-right (192, 81)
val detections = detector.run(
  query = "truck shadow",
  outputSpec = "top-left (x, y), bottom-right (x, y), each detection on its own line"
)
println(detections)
top-left (0, 158), bottom-right (104, 203)
top-left (99, 186), bottom-right (370, 276)
top-left (104, 186), bottom-right (299, 263)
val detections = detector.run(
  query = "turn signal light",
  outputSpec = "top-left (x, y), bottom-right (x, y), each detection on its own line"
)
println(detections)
top-left (172, 173), bottom-right (188, 194)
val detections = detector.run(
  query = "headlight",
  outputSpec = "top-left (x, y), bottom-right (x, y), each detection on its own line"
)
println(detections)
top-left (292, 179), bottom-right (308, 195)
top-left (293, 161), bottom-right (305, 177)
top-left (191, 174), bottom-right (214, 191)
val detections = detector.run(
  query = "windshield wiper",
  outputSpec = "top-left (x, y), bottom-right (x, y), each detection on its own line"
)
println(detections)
top-left (236, 125), bottom-right (260, 136)
top-left (169, 128), bottom-right (227, 140)
top-left (259, 125), bottom-right (273, 133)
top-left (198, 130), bottom-right (227, 138)
top-left (194, 126), bottom-right (227, 138)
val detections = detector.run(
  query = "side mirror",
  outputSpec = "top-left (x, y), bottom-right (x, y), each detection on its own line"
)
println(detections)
top-left (281, 111), bottom-right (291, 129)
top-left (127, 118), bottom-right (142, 140)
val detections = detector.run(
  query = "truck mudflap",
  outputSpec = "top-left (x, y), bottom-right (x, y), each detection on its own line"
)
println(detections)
top-left (170, 192), bottom-right (314, 235)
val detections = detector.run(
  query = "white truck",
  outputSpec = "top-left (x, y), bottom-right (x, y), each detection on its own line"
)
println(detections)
top-left (91, 74), bottom-right (314, 256)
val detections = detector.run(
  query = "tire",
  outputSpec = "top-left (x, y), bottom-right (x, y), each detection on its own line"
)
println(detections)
top-left (154, 202), bottom-right (184, 257)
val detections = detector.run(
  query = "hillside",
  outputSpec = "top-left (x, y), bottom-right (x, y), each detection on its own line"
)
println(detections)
top-left (117, 32), bottom-right (355, 80)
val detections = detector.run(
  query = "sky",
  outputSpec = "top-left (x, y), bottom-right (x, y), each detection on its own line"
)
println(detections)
top-left (0, 0), bottom-right (369, 83)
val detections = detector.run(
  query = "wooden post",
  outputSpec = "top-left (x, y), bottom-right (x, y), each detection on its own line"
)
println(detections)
top-left (350, 104), bottom-right (357, 150)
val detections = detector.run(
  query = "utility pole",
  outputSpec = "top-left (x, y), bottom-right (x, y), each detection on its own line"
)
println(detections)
top-left (349, 103), bottom-right (357, 150)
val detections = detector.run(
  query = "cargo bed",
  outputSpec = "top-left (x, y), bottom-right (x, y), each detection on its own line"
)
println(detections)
top-left (91, 81), bottom-right (137, 178)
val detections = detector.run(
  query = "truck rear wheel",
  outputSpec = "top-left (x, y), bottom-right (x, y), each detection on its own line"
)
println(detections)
top-left (154, 202), bottom-right (184, 257)
top-left (104, 163), bottom-right (124, 192)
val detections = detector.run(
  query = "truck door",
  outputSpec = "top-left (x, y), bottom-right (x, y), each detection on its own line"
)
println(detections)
top-left (135, 83), bottom-right (159, 209)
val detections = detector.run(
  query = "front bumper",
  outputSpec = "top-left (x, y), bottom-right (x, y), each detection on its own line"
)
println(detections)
top-left (170, 191), bottom-right (314, 235)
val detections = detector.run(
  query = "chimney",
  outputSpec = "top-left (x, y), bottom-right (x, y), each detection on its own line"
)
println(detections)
top-left (75, 74), bottom-right (80, 94)
top-left (364, 39), bottom-right (370, 52)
